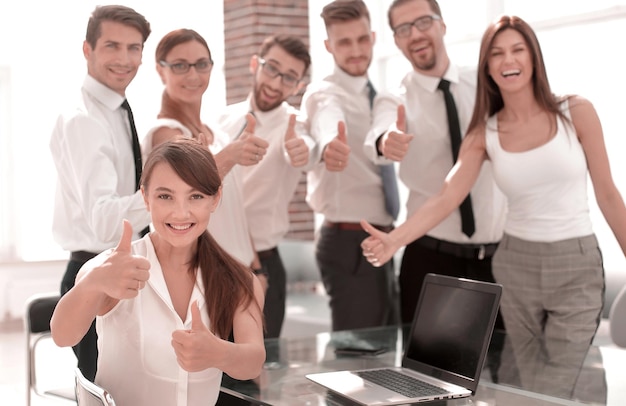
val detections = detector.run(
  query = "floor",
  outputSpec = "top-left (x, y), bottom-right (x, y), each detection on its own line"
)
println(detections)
top-left (0, 288), bottom-right (331, 406)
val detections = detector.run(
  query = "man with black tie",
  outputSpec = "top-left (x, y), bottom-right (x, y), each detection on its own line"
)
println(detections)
top-left (49, 5), bottom-right (152, 381)
top-left (364, 0), bottom-right (506, 325)
top-left (302, 0), bottom-right (399, 331)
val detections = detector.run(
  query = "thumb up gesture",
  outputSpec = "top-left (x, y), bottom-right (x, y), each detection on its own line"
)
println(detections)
top-left (284, 114), bottom-right (309, 167)
top-left (323, 121), bottom-right (350, 171)
top-left (379, 104), bottom-right (413, 162)
top-left (171, 300), bottom-right (221, 372)
top-left (237, 113), bottom-right (269, 166)
top-left (96, 220), bottom-right (150, 300)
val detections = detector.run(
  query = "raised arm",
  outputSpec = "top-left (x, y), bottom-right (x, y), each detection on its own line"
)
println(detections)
top-left (361, 130), bottom-right (488, 266)
top-left (170, 276), bottom-right (266, 379)
top-left (50, 220), bottom-right (151, 347)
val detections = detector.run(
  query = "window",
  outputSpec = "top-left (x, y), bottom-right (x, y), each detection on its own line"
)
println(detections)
top-left (0, 66), bottom-right (15, 259)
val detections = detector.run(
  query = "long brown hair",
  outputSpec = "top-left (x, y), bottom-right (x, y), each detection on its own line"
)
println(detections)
top-left (141, 139), bottom-right (260, 338)
top-left (467, 15), bottom-right (567, 135)
top-left (155, 29), bottom-right (213, 139)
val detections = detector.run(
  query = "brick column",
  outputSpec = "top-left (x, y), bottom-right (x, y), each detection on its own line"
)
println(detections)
top-left (223, 0), bottom-right (314, 240)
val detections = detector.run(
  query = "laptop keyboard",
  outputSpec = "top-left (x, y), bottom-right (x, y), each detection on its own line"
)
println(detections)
top-left (355, 369), bottom-right (451, 398)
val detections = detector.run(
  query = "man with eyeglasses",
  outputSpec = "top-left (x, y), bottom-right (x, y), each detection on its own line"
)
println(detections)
top-left (301, 0), bottom-right (399, 332)
top-left (364, 0), bottom-right (506, 327)
top-left (215, 34), bottom-right (314, 339)
top-left (49, 5), bottom-right (152, 381)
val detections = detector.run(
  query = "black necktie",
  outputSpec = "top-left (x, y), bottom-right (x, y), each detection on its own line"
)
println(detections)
top-left (121, 100), bottom-right (150, 237)
top-left (368, 81), bottom-right (400, 220)
top-left (437, 79), bottom-right (475, 237)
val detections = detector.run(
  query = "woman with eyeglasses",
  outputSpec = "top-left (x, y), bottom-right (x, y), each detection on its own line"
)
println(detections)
top-left (143, 29), bottom-right (269, 279)
top-left (362, 14), bottom-right (626, 356)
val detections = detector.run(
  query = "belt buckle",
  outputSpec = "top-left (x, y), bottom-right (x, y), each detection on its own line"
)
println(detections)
top-left (477, 245), bottom-right (485, 260)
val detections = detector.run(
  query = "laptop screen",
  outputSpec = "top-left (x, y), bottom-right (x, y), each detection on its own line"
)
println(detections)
top-left (403, 274), bottom-right (501, 391)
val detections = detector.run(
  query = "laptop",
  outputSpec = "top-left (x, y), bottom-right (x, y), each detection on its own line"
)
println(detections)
top-left (307, 273), bottom-right (502, 405)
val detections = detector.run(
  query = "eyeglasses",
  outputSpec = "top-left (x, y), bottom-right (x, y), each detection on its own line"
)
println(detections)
top-left (159, 58), bottom-right (213, 75)
top-left (393, 15), bottom-right (441, 38)
top-left (258, 58), bottom-right (300, 87)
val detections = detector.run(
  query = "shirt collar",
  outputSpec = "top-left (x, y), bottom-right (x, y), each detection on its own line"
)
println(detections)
top-left (245, 94), bottom-right (289, 127)
top-left (83, 74), bottom-right (126, 111)
top-left (332, 64), bottom-right (370, 94)
top-left (408, 63), bottom-right (460, 93)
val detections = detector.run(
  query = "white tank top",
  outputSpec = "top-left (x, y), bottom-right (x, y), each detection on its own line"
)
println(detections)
top-left (94, 236), bottom-right (222, 406)
top-left (484, 100), bottom-right (593, 241)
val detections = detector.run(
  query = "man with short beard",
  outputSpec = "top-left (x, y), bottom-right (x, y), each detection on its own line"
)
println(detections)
top-left (216, 35), bottom-right (314, 339)
top-left (364, 0), bottom-right (506, 328)
top-left (301, 0), bottom-right (399, 332)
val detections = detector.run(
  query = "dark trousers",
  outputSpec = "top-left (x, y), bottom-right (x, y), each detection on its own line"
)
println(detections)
top-left (260, 250), bottom-right (287, 339)
top-left (399, 239), bottom-right (503, 329)
top-left (60, 258), bottom-right (98, 382)
top-left (316, 226), bottom-right (399, 331)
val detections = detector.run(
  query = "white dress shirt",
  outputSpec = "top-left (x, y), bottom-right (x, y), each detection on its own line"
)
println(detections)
top-left (365, 64), bottom-right (505, 244)
top-left (302, 66), bottom-right (393, 226)
top-left (50, 75), bottom-right (151, 253)
top-left (216, 97), bottom-right (317, 251)
top-left (93, 235), bottom-right (222, 406)
top-left (142, 118), bottom-right (255, 266)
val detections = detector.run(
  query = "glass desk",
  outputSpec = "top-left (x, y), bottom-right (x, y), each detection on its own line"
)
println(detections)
top-left (219, 326), bottom-right (626, 405)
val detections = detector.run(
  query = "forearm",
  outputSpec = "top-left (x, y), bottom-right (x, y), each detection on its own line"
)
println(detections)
top-left (214, 147), bottom-right (237, 179)
top-left (50, 280), bottom-right (108, 347)
top-left (214, 340), bottom-right (266, 379)
top-left (597, 188), bottom-right (626, 257)
top-left (392, 189), bottom-right (460, 248)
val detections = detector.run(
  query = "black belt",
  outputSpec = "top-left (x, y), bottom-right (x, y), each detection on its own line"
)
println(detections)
top-left (323, 220), bottom-right (393, 233)
top-left (257, 247), bottom-right (279, 260)
top-left (414, 236), bottom-right (498, 260)
top-left (70, 250), bottom-right (98, 264)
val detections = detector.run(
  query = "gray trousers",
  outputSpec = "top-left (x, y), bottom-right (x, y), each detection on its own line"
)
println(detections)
top-left (493, 233), bottom-right (605, 397)
top-left (493, 233), bottom-right (605, 342)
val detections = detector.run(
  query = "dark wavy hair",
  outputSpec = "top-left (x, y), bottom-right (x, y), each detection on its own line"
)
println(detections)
top-left (259, 34), bottom-right (311, 76)
top-left (141, 138), bottom-right (261, 338)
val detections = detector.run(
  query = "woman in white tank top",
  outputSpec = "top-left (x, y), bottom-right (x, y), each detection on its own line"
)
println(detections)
top-left (361, 16), bottom-right (626, 352)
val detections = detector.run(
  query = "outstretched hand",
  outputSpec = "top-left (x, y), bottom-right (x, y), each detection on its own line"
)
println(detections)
top-left (95, 219), bottom-right (150, 299)
top-left (171, 300), bottom-right (223, 372)
top-left (360, 220), bottom-right (398, 267)
top-left (379, 104), bottom-right (413, 162)
top-left (323, 121), bottom-right (350, 171)
top-left (284, 114), bottom-right (309, 167)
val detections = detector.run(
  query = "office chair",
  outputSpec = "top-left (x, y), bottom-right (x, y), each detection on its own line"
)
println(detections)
top-left (25, 292), bottom-right (76, 405)
top-left (609, 284), bottom-right (626, 347)
top-left (75, 368), bottom-right (116, 406)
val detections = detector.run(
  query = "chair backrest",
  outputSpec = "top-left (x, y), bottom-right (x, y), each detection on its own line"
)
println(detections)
top-left (75, 368), bottom-right (116, 406)
top-left (25, 292), bottom-right (76, 405)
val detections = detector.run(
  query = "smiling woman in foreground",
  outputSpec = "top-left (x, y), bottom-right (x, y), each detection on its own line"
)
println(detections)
top-left (51, 139), bottom-right (265, 406)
